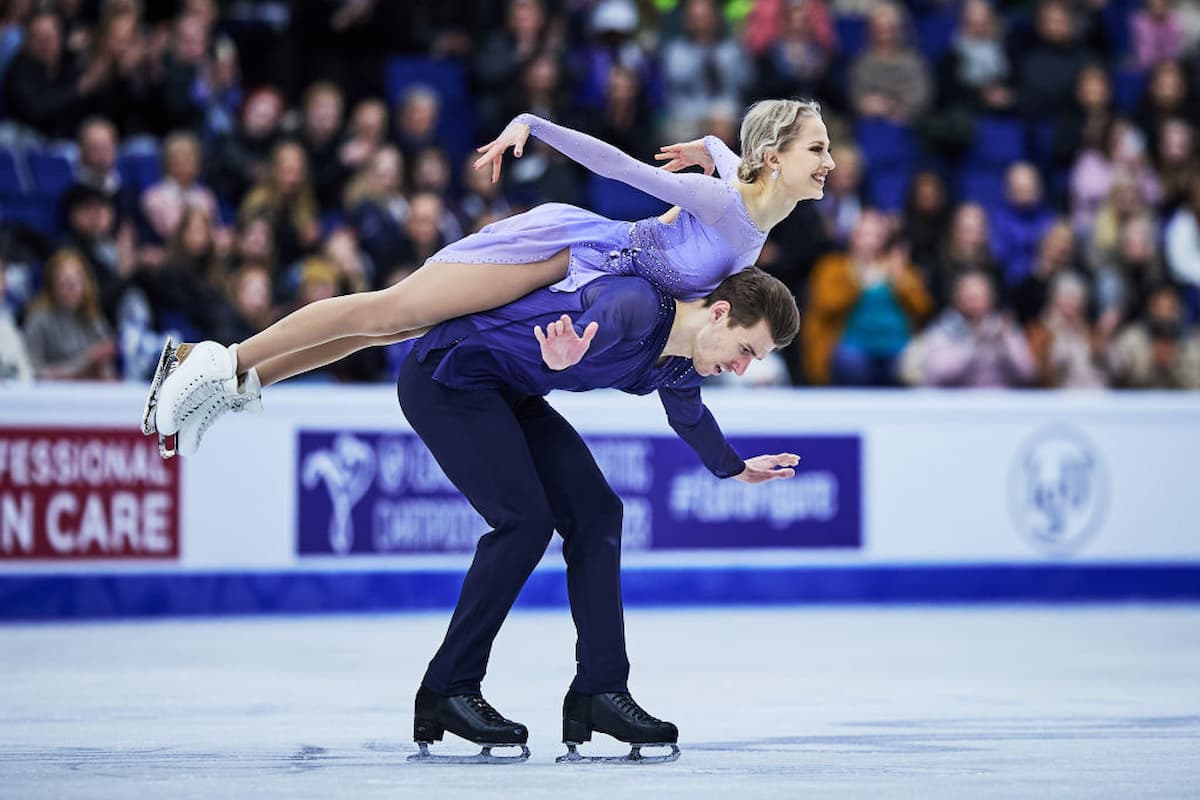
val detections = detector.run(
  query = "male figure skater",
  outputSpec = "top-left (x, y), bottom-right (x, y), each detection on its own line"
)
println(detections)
top-left (391, 266), bottom-right (801, 764)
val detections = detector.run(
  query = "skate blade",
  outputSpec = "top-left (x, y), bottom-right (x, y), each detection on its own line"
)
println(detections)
top-left (555, 742), bottom-right (680, 764)
top-left (142, 337), bottom-right (179, 435)
top-left (407, 741), bottom-right (530, 764)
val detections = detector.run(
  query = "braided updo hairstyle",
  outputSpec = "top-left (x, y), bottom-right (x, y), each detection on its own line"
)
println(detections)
top-left (735, 99), bottom-right (823, 184)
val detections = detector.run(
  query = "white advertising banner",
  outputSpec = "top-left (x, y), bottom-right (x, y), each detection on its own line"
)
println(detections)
top-left (2, 384), bottom-right (1198, 573)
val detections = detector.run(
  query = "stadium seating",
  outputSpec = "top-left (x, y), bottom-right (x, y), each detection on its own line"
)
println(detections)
top-left (384, 56), bottom-right (476, 163)
top-left (586, 174), bottom-right (669, 221)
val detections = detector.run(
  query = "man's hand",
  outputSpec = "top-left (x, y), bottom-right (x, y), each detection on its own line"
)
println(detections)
top-left (654, 139), bottom-right (715, 175)
top-left (535, 314), bottom-right (598, 370)
top-left (734, 453), bottom-right (800, 483)
top-left (473, 121), bottom-right (532, 184)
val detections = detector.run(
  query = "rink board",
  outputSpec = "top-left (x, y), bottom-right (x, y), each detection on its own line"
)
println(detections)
top-left (1, 384), bottom-right (1198, 617)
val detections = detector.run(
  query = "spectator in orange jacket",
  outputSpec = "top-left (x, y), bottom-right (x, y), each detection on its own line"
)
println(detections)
top-left (802, 210), bottom-right (934, 385)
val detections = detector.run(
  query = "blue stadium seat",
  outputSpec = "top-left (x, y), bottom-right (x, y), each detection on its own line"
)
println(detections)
top-left (855, 120), bottom-right (918, 211)
top-left (855, 119), bottom-right (917, 170)
top-left (964, 116), bottom-right (1027, 170)
top-left (320, 210), bottom-right (344, 237)
top-left (834, 15), bottom-right (868, 61)
top-left (27, 150), bottom-right (74, 198)
top-left (1112, 66), bottom-right (1147, 115)
top-left (1025, 119), bottom-right (1060, 175)
top-left (866, 168), bottom-right (911, 212)
top-left (117, 151), bottom-right (162, 193)
top-left (957, 168), bottom-right (1008, 212)
top-left (0, 148), bottom-right (26, 197)
top-left (915, 10), bottom-right (957, 63)
top-left (586, 175), bottom-right (669, 221)
top-left (384, 56), bottom-right (475, 163)
top-left (1102, 0), bottom-right (1133, 59)
top-left (0, 197), bottom-right (59, 237)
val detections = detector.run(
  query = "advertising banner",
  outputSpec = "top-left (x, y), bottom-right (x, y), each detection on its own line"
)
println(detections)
top-left (296, 430), bottom-right (860, 556)
top-left (0, 427), bottom-right (180, 560)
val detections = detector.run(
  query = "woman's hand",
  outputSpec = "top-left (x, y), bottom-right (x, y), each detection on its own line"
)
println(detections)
top-left (654, 139), bottom-right (715, 175)
top-left (474, 122), bottom-right (531, 184)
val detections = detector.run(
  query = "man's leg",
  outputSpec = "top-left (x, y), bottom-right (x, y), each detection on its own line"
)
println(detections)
top-left (514, 397), bottom-right (629, 694)
top-left (515, 397), bottom-right (678, 760)
top-left (397, 353), bottom-right (557, 695)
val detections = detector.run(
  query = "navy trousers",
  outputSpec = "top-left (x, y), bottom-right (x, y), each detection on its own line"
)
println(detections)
top-left (398, 350), bottom-right (630, 696)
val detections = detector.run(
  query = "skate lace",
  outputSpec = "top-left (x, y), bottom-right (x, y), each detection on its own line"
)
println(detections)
top-left (464, 694), bottom-right (509, 725)
top-left (227, 391), bottom-right (253, 412)
top-left (189, 396), bottom-right (230, 444)
top-left (612, 693), bottom-right (662, 724)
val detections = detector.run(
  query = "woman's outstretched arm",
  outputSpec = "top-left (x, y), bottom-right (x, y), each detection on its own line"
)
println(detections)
top-left (475, 114), bottom-right (736, 226)
top-left (703, 136), bottom-right (743, 185)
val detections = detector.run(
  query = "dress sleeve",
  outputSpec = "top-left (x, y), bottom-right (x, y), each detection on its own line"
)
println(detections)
top-left (515, 114), bottom-right (737, 227)
top-left (554, 278), bottom-right (660, 366)
top-left (658, 385), bottom-right (745, 478)
top-left (704, 135), bottom-right (744, 186)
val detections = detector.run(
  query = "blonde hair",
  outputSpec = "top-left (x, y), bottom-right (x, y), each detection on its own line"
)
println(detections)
top-left (737, 99), bottom-right (823, 183)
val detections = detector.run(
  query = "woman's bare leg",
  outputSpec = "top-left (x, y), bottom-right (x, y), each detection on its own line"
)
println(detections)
top-left (255, 329), bottom-right (429, 387)
top-left (235, 252), bottom-right (570, 372)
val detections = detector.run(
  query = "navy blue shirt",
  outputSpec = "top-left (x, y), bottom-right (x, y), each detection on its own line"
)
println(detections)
top-left (414, 276), bottom-right (745, 478)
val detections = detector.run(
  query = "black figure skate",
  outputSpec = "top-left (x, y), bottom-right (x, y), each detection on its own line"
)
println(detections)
top-left (408, 686), bottom-right (530, 764)
top-left (556, 690), bottom-right (680, 764)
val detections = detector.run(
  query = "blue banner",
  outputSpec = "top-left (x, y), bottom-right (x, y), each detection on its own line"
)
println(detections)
top-left (296, 431), bottom-right (860, 555)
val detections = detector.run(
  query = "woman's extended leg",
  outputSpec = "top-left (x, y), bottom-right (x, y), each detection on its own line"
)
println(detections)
top-left (254, 329), bottom-right (429, 387)
top-left (235, 251), bottom-right (570, 372)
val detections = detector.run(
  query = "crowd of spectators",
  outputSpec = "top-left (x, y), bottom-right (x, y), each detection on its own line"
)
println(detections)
top-left (0, 0), bottom-right (1198, 389)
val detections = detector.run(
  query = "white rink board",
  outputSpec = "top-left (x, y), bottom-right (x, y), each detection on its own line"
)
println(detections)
top-left (2, 383), bottom-right (1198, 574)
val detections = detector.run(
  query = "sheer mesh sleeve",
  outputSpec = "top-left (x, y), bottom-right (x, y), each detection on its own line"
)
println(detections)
top-left (658, 386), bottom-right (745, 478)
top-left (563, 278), bottom-right (660, 363)
top-left (704, 135), bottom-right (744, 187)
top-left (516, 114), bottom-right (737, 227)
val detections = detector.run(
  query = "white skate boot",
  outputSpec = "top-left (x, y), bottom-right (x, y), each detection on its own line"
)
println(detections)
top-left (152, 340), bottom-right (238, 445)
top-left (175, 367), bottom-right (263, 457)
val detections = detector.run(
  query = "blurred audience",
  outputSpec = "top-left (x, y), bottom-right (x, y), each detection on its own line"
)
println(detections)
top-left (1108, 283), bottom-right (1200, 388)
top-left (0, 0), bottom-right (1194, 390)
top-left (140, 130), bottom-right (220, 244)
top-left (660, 0), bottom-right (752, 141)
top-left (22, 247), bottom-right (116, 380)
top-left (1027, 272), bottom-right (1111, 388)
top-left (848, 1), bottom-right (932, 124)
top-left (0, 261), bottom-right (33, 383)
top-left (906, 269), bottom-right (1035, 388)
top-left (992, 162), bottom-right (1057, 288)
top-left (804, 211), bottom-right (933, 386)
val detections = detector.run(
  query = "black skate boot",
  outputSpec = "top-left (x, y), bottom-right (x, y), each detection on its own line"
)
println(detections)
top-left (557, 690), bottom-right (680, 764)
top-left (408, 686), bottom-right (530, 764)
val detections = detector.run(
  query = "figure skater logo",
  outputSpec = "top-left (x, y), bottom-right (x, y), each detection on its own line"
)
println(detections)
top-left (301, 433), bottom-right (377, 554)
top-left (1007, 426), bottom-right (1109, 556)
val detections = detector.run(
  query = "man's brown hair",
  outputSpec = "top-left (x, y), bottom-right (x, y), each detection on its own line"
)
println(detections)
top-left (703, 267), bottom-right (800, 347)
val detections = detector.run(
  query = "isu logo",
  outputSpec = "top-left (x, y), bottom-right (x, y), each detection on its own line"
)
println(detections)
top-left (300, 433), bottom-right (376, 555)
top-left (1007, 426), bottom-right (1108, 556)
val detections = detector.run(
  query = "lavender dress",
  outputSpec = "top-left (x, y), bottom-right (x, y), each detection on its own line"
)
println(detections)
top-left (425, 114), bottom-right (768, 301)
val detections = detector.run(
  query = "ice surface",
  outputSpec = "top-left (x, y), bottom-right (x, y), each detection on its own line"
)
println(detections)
top-left (1, 607), bottom-right (1197, 799)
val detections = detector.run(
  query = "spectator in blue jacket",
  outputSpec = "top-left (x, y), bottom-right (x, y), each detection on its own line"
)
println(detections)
top-left (991, 162), bottom-right (1057, 288)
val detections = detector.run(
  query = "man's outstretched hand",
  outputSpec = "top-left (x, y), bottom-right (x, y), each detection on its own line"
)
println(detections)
top-left (734, 453), bottom-right (800, 483)
top-left (535, 314), bottom-right (598, 370)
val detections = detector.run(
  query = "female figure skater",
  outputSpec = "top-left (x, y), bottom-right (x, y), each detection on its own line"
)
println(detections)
top-left (144, 98), bottom-right (835, 456)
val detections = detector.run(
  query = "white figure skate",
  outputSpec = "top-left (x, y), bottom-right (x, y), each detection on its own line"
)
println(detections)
top-left (174, 367), bottom-right (263, 457)
top-left (143, 339), bottom-right (239, 458)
